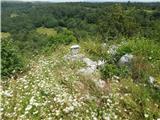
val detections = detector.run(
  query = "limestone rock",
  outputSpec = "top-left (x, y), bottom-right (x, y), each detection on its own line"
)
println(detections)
top-left (78, 66), bottom-right (97, 76)
top-left (82, 58), bottom-right (97, 67)
top-left (107, 45), bottom-right (118, 55)
top-left (97, 60), bottom-right (105, 68)
top-left (148, 76), bottom-right (155, 84)
top-left (118, 54), bottom-right (134, 67)
top-left (65, 45), bottom-right (105, 76)
top-left (77, 57), bottom-right (99, 76)
top-left (64, 54), bottom-right (84, 61)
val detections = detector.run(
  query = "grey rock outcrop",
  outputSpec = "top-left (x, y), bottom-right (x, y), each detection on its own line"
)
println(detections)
top-left (78, 67), bottom-right (97, 76)
top-left (82, 58), bottom-right (97, 67)
top-left (78, 58), bottom-right (97, 75)
top-left (65, 45), bottom-right (105, 76)
top-left (118, 54), bottom-right (134, 67)
top-left (79, 58), bottom-right (105, 76)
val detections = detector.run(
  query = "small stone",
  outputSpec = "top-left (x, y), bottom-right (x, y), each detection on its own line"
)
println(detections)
top-left (113, 75), bottom-right (120, 80)
top-left (101, 43), bottom-right (107, 48)
top-left (144, 113), bottom-right (149, 118)
top-left (107, 45), bottom-right (118, 55)
top-left (78, 67), bottom-right (96, 75)
top-left (148, 76), bottom-right (155, 84)
top-left (118, 53), bottom-right (134, 67)
top-left (97, 60), bottom-right (105, 68)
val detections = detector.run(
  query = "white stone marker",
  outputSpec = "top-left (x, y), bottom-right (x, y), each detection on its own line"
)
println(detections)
top-left (70, 45), bottom-right (80, 55)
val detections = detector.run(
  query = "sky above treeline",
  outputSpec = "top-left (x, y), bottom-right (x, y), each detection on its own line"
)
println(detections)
top-left (2, 0), bottom-right (160, 2)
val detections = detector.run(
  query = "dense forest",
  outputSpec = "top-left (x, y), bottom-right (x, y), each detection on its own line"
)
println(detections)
top-left (1, 1), bottom-right (160, 120)
top-left (2, 2), bottom-right (160, 40)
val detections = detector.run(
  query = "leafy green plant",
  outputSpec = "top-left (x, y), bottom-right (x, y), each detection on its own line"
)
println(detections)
top-left (100, 63), bottom-right (129, 79)
top-left (47, 28), bottom-right (77, 46)
top-left (116, 37), bottom-right (160, 78)
top-left (1, 38), bottom-right (25, 78)
top-left (115, 45), bottom-right (133, 62)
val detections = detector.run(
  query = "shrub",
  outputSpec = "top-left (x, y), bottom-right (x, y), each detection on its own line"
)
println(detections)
top-left (115, 45), bottom-right (133, 62)
top-left (101, 37), bottom-right (160, 81)
top-left (47, 28), bottom-right (77, 46)
top-left (114, 37), bottom-right (160, 80)
top-left (116, 37), bottom-right (160, 64)
top-left (18, 28), bottom-right (77, 55)
top-left (100, 63), bottom-right (129, 79)
top-left (1, 38), bottom-right (25, 78)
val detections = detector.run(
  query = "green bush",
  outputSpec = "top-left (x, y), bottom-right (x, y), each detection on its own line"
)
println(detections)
top-left (100, 63), bottom-right (129, 79)
top-left (116, 37), bottom-right (160, 78)
top-left (16, 28), bottom-right (77, 55)
top-left (115, 45), bottom-right (133, 62)
top-left (116, 37), bottom-right (160, 64)
top-left (1, 38), bottom-right (25, 78)
top-left (101, 37), bottom-right (160, 81)
top-left (47, 28), bottom-right (77, 46)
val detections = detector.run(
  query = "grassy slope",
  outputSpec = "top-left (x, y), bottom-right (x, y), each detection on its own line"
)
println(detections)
top-left (1, 40), bottom-right (160, 120)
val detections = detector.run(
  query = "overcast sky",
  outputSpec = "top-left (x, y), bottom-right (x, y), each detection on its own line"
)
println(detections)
top-left (2, 0), bottom-right (160, 2)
